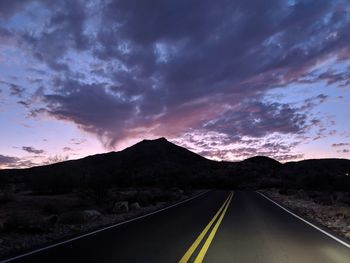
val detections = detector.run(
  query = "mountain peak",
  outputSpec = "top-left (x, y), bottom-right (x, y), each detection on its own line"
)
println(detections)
top-left (141, 137), bottom-right (168, 143)
top-left (136, 137), bottom-right (172, 148)
top-left (122, 137), bottom-right (208, 165)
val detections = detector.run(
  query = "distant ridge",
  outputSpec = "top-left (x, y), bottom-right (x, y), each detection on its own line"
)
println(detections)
top-left (242, 156), bottom-right (281, 167)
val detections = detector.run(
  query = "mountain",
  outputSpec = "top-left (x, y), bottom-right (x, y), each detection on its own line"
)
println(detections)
top-left (0, 138), bottom-right (350, 192)
top-left (91, 137), bottom-right (209, 167)
top-left (0, 138), bottom-right (214, 193)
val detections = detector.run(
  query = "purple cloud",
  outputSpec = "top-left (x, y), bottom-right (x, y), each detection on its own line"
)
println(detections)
top-left (204, 101), bottom-right (309, 138)
top-left (0, 154), bottom-right (19, 165)
top-left (22, 146), bottom-right (45, 154)
top-left (332, 143), bottom-right (350, 147)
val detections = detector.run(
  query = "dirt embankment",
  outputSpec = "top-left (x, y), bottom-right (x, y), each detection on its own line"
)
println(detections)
top-left (262, 189), bottom-right (350, 241)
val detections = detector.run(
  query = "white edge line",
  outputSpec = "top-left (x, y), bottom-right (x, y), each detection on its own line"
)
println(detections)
top-left (1, 190), bottom-right (210, 263)
top-left (257, 191), bottom-right (350, 249)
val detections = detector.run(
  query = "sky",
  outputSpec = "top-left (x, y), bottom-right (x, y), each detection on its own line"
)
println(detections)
top-left (0, 0), bottom-right (350, 169)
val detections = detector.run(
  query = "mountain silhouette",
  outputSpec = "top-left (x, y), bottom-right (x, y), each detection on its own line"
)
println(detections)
top-left (0, 138), bottom-right (350, 192)
top-left (0, 138), bottom-right (212, 192)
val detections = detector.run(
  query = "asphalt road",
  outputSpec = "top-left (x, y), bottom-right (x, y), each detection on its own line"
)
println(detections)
top-left (3, 191), bottom-right (350, 263)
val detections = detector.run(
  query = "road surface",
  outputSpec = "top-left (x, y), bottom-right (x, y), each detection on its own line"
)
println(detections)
top-left (3, 191), bottom-right (350, 263)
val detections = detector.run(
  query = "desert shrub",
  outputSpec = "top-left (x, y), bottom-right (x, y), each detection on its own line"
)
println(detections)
top-left (326, 206), bottom-right (350, 218)
top-left (57, 210), bottom-right (101, 224)
top-left (312, 193), bottom-right (334, 206)
top-left (131, 191), bottom-right (156, 206)
top-left (5, 213), bottom-right (55, 233)
top-left (278, 188), bottom-right (297, 196)
top-left (42, 203), bottom-right (59, 214)
top-left (0, 190), bottom-right (15, 204)
top-left (336, 192), bottom-right (350, 205)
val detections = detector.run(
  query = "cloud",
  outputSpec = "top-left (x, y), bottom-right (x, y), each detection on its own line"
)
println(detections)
top-left (0, 154), bottom-right (37, 169)
top-left (22, 146), bottom-right (45, 154)
top-left (1, 0), bottom-right (350, 159)
top-left (70, 138), bottom-right (87, 145)
top-left (0, 81), bottom-right (25, 97)
top-left (33, 2), bottom-right (348, 141)
top-left (332, 143), bottom-right (350, 147)
top-left (0, 0), bottom-right (31, 18)
top-left (33, 79), bottom-right (136, 146)
top-left (172, 131), bottom-right (304, 162)
top-left (44, 154), bottom-right (69, 165)
top-left (10, 84), bottom-right (25, 97)
top-left (0, 154), bottom-right (20, 165)
top-left (300, 94), bottom-right (329, 111)
top-left (62, 146), bottom-right (72, 152)
top-left (204, 100), bottom-right (309, 138)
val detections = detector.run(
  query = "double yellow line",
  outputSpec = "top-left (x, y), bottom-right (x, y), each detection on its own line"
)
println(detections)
top-left (179, 191), bottom-right (233, 263)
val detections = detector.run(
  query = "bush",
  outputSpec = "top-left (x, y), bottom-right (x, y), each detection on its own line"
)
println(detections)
top-left (5, 213), bottom-right (55, 233)
top-left (0, 189), bottom-right (16, 204)
top-left (57, 210), bottom-right (101, 224)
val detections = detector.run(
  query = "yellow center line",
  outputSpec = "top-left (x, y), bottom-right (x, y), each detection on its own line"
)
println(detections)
top-left (194, 192), bottom-right (233, 263)
top-left (179, 191), bottom-right (233, 263)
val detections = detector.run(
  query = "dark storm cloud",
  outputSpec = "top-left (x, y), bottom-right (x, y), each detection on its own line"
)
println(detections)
top-left (19, 0), bottom-right (89, 72)
top-left (22, 146), bottom-right (45, 154)
top-left (0, 0), bottom-right (32, 18)
top-left (4, 0), bottom-right (350, 149)
top-left (36, 78), bottom-right (135, 146)
top-left (0, 26), bottom-right (13, 41)
top-left (96, 0), bottom-right (292, 105)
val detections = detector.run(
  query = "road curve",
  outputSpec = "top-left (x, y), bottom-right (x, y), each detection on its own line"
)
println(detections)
top-left (2, 191), bottom-right (350, 263)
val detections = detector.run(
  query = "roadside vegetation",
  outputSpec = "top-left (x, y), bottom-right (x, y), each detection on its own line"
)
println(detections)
top-left (0, 185), bottom-right (197, 259)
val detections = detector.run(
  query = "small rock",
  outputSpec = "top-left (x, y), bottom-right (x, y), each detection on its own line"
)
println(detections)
top-left (314, 195), bottom-right (333, 206)
top-left (83, 210), bottom-right (102, 220)
top-left (112, 201), bottom-right (129, 213)
top-left (130, 202), bottom-right (141, 210)
top-left (171, 187), bottom-right (184, 195)
top-left (295, 189), bottom-right (308, 200)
